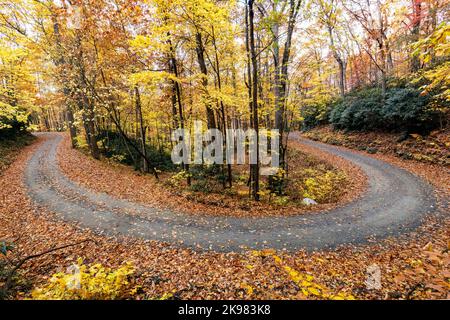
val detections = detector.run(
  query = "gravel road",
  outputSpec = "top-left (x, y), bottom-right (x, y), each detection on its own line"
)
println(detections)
top-left (24, 132), bottom-right (437, 252)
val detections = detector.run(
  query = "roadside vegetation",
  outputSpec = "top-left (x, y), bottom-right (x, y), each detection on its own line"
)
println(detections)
top-left (0, 0), bottom-right (448, 301)
top-left (0, 116), bottom-right (35, 175)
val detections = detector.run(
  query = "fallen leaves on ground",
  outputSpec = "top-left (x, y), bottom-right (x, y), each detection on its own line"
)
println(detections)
top-left (57, 133), bottom-right (367, 217)
top-left (304, 125), bottom-right (450, 167)
top-left (0, 134), bottom-right (448, 300)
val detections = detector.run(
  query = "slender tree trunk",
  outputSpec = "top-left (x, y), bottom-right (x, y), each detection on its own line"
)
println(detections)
top-left (428, 2), bottom-right (437, 64)
top-left (168, 36), bottom-right (190, 185)
top-left (66, 108), bottom-right (77, 147)
top-left (378, 8), bottom-right (387, 98)
top-left (82, 95), bottom-right (100, 160)
top-left (248, 0), bottom-right (260, 201)
top-left (195, 32), bottom-right (216, 129)
top-left (51, 10), bottom-right (77, 147)
top-left (211, 27), bottom-right (232, 188)
top-left (336, 58), bottom-right (346, 97)
top-left (277, 0), bottom-right (301, 169)
top-left (411, 0), bottom-right (422, 72)
top-left (327, 25), bottom-right (346, 97)
top-left (73, 32), bottom-right (100, 159)
top-left (135, 86), bottom-right (148, 173)
top-left (273, 16), bottom-right (282, 132)
top-left (380, 44), bottom-right (387, 98)
top-left (244, 3), bottom-right (254, 194)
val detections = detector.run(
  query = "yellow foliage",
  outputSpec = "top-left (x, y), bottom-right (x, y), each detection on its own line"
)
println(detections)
top-left (253, 250), bottom-right (355, 300)
top-left (31, 259), bottom-right (137, 300)
top-left (148, 292), bottom-right (175, 300)
top-left (167, 170), bottom-right (191, 187)
top-left (240, 283), bottom-right (254, 296)
top-left (301, 169), bottom-right (347, 203)
top-left (413, 22), bottom-right (450, 101)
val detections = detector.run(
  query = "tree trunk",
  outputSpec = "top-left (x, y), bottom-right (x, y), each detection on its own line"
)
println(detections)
top-left (195, 32), bottom-right (216, 129)
top-left (168, 36), bottom-right (190, 185)
top-left (51, 9), bottom-right (77, 147)
top-left (248, 0), bottom-right (260, 201)
top-left (327, 25), bottom-right (346, 97)
top-left (66, 109), bottom-right (77, 147)
top-left (135, 86), bottom-right (148, 173)
top-left (278, 0), bottom-right (301, 169)
top-left (74, 33), bottom-right (100, 160)
top-left (211, 27), bottom-right (232, 188)
top-left (411, 0), bottom-right (422, 72)
top-left (82, 97), bottom-right (100, 160)
top-left (273, 10), bottom-right (282, 134)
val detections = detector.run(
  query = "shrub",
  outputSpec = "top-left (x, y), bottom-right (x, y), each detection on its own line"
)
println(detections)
top-left (190, 179), bottom-right (213, 193)
top-left (74, 135), bottom-right (89, 150)
top-left (300, 169), bottom-right (347, 203)
top-left (167, 170), bottom-right (191, 187)
top-left (272, 195), bottom-right (290, 206)
top-left (0, 102), bottom-right (29, 138)
top-left (0, 133), bottom-right (35, 175)
top-left (300, 103), bottom-right (331, 130)
top-left (268, 168), bottom-right (286, 195)
top-left (96, 130), bottom-right (174, 171)
top-left (328, 85), bottom-right (440, 132)
top-left (382, 87), bottom-right (434, 131)
top-left (329, 87), bottom-right (384, 131)
top-left (31, 259), bottom-right (137, 300)
top-left (189, 164), bottom-right (225, 192)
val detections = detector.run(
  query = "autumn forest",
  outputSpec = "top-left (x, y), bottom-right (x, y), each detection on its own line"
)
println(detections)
top-left (0, 0), bottom-right (449, 302)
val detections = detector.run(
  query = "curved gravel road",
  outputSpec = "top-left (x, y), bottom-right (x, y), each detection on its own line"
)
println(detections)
top-left (24, 133), bottom-right (437, 252)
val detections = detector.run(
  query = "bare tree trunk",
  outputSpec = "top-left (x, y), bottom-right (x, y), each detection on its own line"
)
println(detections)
top-left (66, 109), bottom-right (77, 147)
top-left (82, 96), bottom-right (100, 160)
top-left (168, 36), bottom-right (190, 185)
top-left (211, 27), bottom-right (232, 188)
top-left (278, 0), bottom-right (302, 169)
top-left (244, 3), bottom-right (254, 194)
top-left (195, 32), bottom-right (216, 129)
top-left (82, 91), bottom-right (100, 160)
top-left (248, 0), bottom-right (260, 201)
top-left (273, 11), bottom-right (282, 132)
top-left (411, 0), bottom-right (422, 72)
top-left (51, 9), bottom-right (77, 147)
top-left (135, 86), bottom-right (148, 173)
top-left (327, 25), bottom-right (346, 97)
top-left (378, 6), bottom-right (387, 98)
top-left (428, 2), bottom-right (437, 64)
top-left (380, 43), bottom-right (387, 98)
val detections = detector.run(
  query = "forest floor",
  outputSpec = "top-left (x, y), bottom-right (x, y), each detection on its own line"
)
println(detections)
top-left (0, 132), bottom-right (449, 300)
top-left (303, 125), bottom-right (450, 167)
top-left (0, 133), bottom-right (35, 175)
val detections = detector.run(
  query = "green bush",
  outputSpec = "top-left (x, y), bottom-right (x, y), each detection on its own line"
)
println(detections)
top-left (300, 103), bottom-right (331, 131)
top-left (382, 87), bottom-right (434, 131)
top-left (0, 103), bottom-right (29, 138)
top-left (328, 85), bottom-right (440, 132)
top-left (96, 130), bottom-right (174, 171)
top-left (0, 133), bottom-right (35, 174)
top-left (190, 179), bottom-right (213, 193)
top-left (189, 164), bottom-right (226, 192)
top-left (329, 87), bottom-right (384, 131)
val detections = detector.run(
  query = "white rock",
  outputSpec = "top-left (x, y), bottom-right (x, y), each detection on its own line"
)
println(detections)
top-left (302, 197), bottom-right (318, 205)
